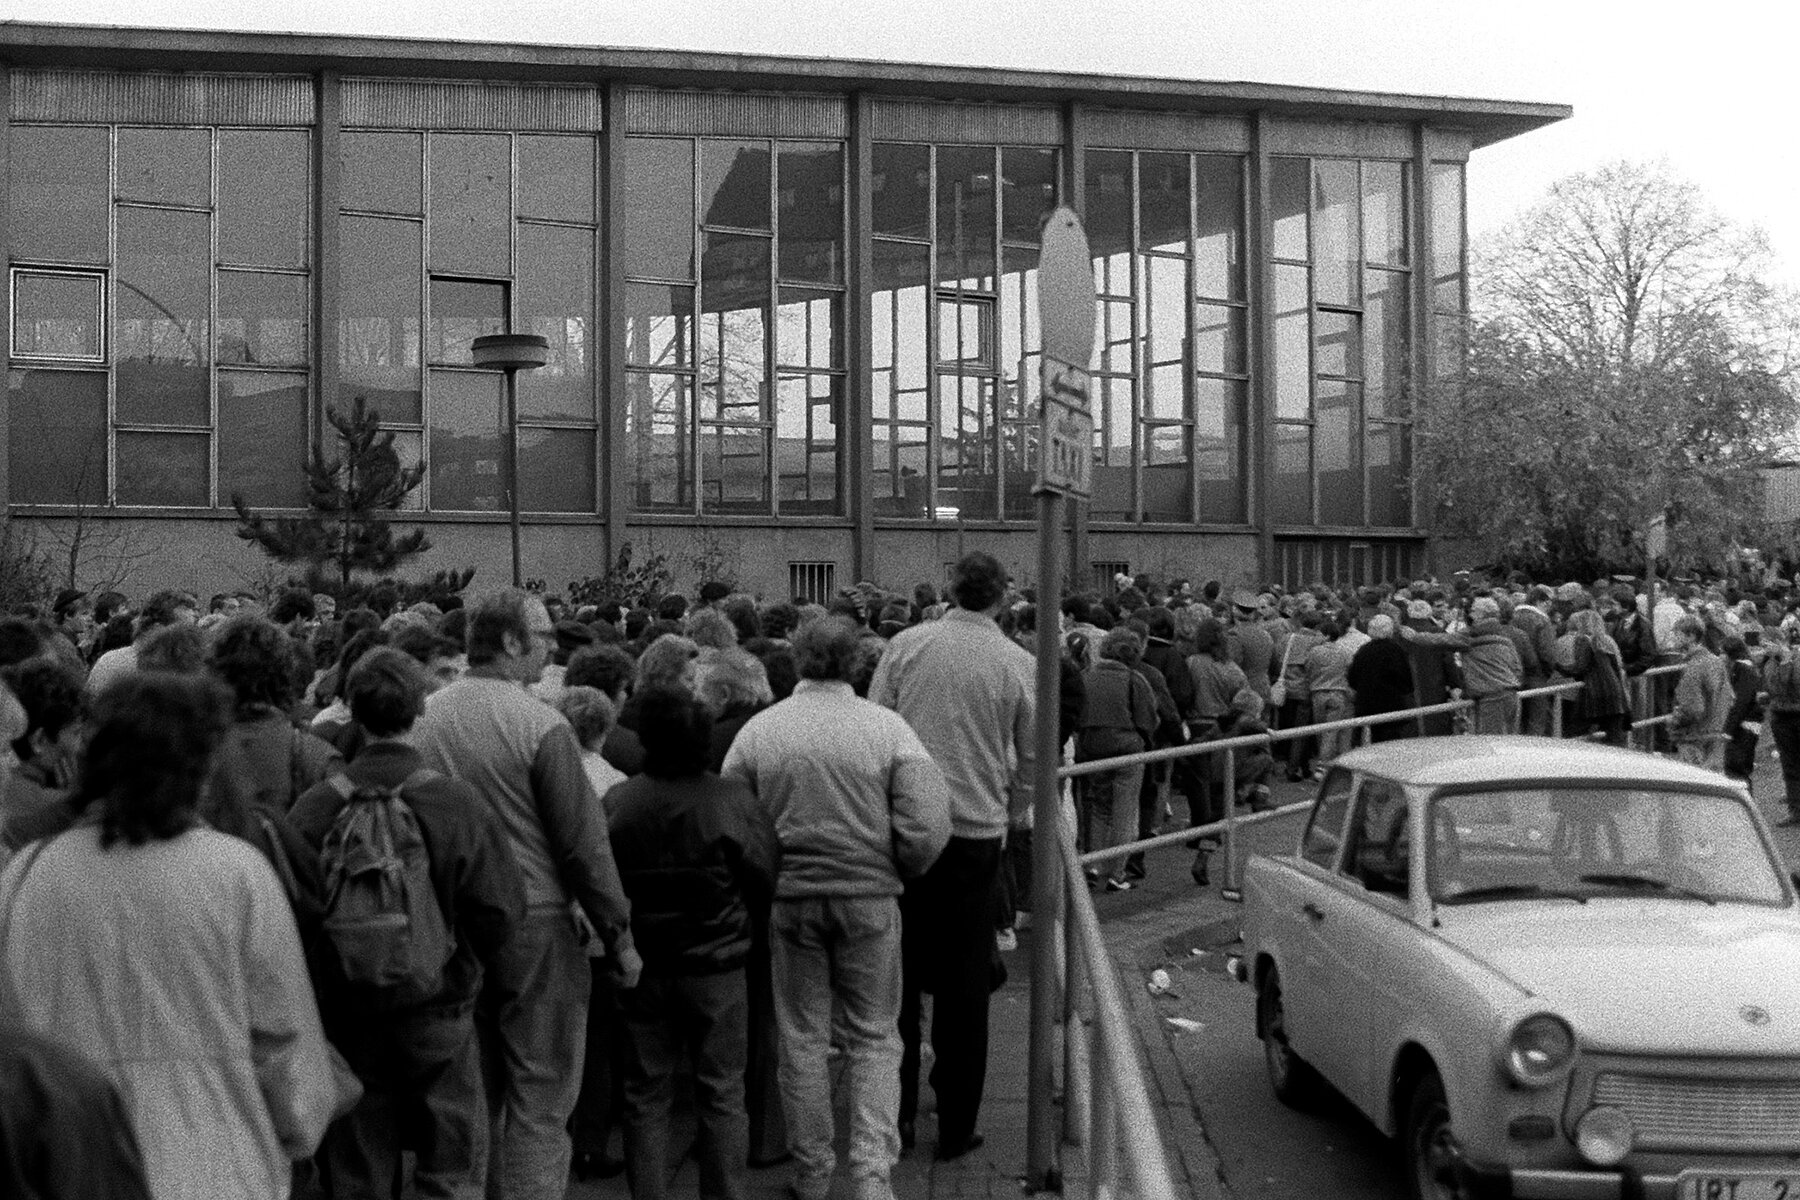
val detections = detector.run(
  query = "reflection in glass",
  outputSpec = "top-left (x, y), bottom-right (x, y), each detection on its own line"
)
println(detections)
top-left (518, 427), bottom-right (596, 512)
top-left (8, 125), bottom-right (109, 265)
top-left (1365, 268), bottom-right (1410, 418)
top-left (938, 298), bottom-right (992, 368)
top-left (1195, 155), bottom-right (1244, 301)
top-left (389, 430), bottom-right (425, 512)
top-left (871, 420), bottom-right (929, 517)
top-left (1143, 423), bottom-right (1191, 523)
top-left (1363, 160), bottom-right (1408, 267)
top-left (1367, 422), bottom-right (1412, 527)
top-left (622, 139), bottom-right (695, 280)
top-left (938, 375), bottom-right (996, 518)
top-left (117, 432), bottom-right (208, 507)
top-left (1312, 160), bottom-right (1361, 307)
top-left (517, 224), bottom-right (594, 421)
top-left (219, 370), bottom-right (307, 508)
top-left (1434, 312), bottom-right (1465, 381)
top-left (430, 133), bottom-right (511, 277)
top-left (518, 135), bottom-right (595, 224)
top-left (340, 216), bottom-right (423, 424)
top-left (12, 272), bottom-right (104, 360)
top-left (428, 279), bottom-right (507, 367)
top-left (999, 246), bottom-right (1039, 394)
top-left (118, 127), bottom-right (209, 207)
top-left (1432, 162), bottom-right (1466, 314)
top-left (776, 374), bottom-right (839, 513)
top-left (116, 206), bottom-right (211, 426)
top-left (1084, 151), bottom-right (1132, 292)
top-left (1139, 153), bottom-right (1189, 255)
top-left (220, 130), bottom-right (309, 268)
top-left (626, 372), bottom-right (690, 511)
top-left (1271, 157), bottom-right (1309, 261)
top-left (872, 143), bottom-right (931, 240)
top-left (1316, 379), bottom-right (1362, 526)
top-left (342, 131), bottom-right (423, 215)
top-left (700, 233), bottom-right (769, 423)
top-left (1193, 304), bottom-right (1245, 376)
top-left (872, 239), bottom-right (929, 422)
top-left (1090, 376), bottom-right (1133, 521)
top-left (626, 283), bottom-right (694, 370)
top-left (1315, 310), bottom-right (1361, 379)
top-left (777, 288), bottom-right (840, 371)
top-left (1274, 265), bottom-right (1310, 419)
top-left (1000, 418), bottom-right (1040, 521)
top-left (1274, 423), bottom-right (1312, 525)
top-left (1002, 147), bottom-right (1058, 245)
top-left (779, 143), bottom-right (844, 284)
top-left (7, 368), bottom-right (106, 505)
top-left (702, 140), bottom-right (771, 231)
top-left (936, 145), bottom-right (996, 289)
top-left (700, 424), bottom-right (769, 513)
top-left (218, 272), bottom-right (309, 367)
top-left (1195, 376), bottom-right (1245, 523)
top-left (428, 369), bottom-right (503, 511)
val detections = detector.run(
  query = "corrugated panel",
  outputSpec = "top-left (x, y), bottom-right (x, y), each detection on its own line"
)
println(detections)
top-left (10, 68), bottom-right (313, 125)
top-left (343, 78), bottom-right (601, 131)
top-left (622, 89), bottom-right (845, 138)
top-left (1266, 117), bottom-right (1413, 160)
top-left (870, 98), bottom-right (1062, 145)
top-left (1084, 107), bottom-right (1251, 153)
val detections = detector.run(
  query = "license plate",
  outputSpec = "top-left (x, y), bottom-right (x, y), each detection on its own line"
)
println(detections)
top-left (1681, 1173), bottom-right (1800, 1200)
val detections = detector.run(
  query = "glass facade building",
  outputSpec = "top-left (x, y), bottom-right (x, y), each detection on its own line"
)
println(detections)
top-left (0, 26), bottom-right (1564, 595)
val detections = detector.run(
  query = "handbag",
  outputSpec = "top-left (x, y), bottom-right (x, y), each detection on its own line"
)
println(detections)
top-left (1269, 634), bottom-right (1297, 710)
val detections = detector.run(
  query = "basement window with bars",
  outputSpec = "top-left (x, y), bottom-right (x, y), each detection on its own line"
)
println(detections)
top-left (788, 560), bottom-right (836, 604)
top-left (1092, 560), bottom-right (1131, 595)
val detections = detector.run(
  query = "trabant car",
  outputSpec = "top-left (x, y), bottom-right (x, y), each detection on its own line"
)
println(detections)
top-left (1239, 736), bottom-right (1800, 1200)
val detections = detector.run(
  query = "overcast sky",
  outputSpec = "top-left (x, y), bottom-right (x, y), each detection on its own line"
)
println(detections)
top-left (10, 0), bottom-right (1798, 284)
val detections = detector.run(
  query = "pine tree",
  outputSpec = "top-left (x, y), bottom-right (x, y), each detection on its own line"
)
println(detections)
top-left (233, 397), bottom-right (432, 594)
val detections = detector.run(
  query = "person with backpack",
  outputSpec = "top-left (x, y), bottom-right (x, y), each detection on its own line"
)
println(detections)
top-left (288, 647), bottom-right (525, 1199)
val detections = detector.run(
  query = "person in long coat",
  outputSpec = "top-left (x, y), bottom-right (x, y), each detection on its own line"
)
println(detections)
top-left (1347, 615), bottom-right (1416, 742)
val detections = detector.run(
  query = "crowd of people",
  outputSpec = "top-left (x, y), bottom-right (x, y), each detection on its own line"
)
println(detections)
top-left (0, 553), bottom-right (1796, 1200)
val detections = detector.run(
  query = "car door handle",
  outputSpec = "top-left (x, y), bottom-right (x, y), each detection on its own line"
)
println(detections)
top-left (1302, 902), bottom-right (1326, 923)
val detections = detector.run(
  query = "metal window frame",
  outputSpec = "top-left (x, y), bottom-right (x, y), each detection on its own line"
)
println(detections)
top-left (8, 266), bottom-right (109, 365)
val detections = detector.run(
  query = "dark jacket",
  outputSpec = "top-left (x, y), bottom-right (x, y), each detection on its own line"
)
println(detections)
top-left (1609, 611), bottom-right (1658, 676)
top-left (605, 771), bottom-right (778, 975)
top-left (228, 708), bottom-right (343, 812)
top-left (0, 1023), bottom-right (152, 1200)
top-left (1347, 638), bottom-right (1415, 717)
top-left (287, 740), bottom-right (525, 1015)
top-left (1059, 655), bottom-right (1086, 747)
top-left (1078, 658), bottom-right (1157, 761)
top-left (705, 702), bottom-right (765, 774)
top-left (1141, 637), bottom-right (1195, 724)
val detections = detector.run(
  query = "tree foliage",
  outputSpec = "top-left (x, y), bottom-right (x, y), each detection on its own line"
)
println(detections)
top-left (1419, 160), bottom-right (1800, 579)
top-left (233, 397), bottom-right (433, 593)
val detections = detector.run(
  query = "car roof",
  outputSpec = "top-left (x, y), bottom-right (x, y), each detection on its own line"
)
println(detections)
top-left (1331, 735), bottom-right (1743, 792)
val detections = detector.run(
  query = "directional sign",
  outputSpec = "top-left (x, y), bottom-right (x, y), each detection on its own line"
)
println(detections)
top-left (1036, 207), bottom-right (1097, 497)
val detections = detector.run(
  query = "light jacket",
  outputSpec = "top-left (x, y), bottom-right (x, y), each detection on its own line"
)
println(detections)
top-left (1671, 647), bottom-right (1732, 744)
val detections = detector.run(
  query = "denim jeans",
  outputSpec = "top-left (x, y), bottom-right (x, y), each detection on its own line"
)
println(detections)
top-left (1311, 690), bottom-right (1354, 763)
top-left (571, 961), bottom-right (624, 1160)
top-left (619, 970), bottom-right (749, 1200)
top-left (1079, 764), bottom-right (1144, 880)
top-left (477, 910), bottom-right (591, 1200)
top-left (770, 895), bottom-right (904, 1200)
top-left (1471, 691), bottom-right (1521, 735)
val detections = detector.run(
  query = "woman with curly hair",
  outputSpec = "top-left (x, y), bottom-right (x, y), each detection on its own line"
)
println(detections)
top-left (208, 615), bottom-right (341, 811)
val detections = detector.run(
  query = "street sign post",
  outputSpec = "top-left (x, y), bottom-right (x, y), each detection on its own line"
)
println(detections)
top-left (1027, 206), bottom-right (1096, 1194)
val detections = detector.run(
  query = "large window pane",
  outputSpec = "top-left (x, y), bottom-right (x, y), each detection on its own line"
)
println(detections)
top-left (340, 216), bottom-right (423, 424)
top-left (1096, 297), bottom-right (1134, 375)
top-left (1143, 423), bottom-right (1191, 523)
top-left (1193, 304), bottom-right (1245, 376)
top-left (116, 206), bottom-right (211, 426)
top-left (871, 420), bottom-right (929, 517)
top-left (1368, 422), bottom-right (1413, 527)
top-left (388, 429), bottom-right (425, 512)
top-left (1365, 268), bottom-right (1410, 418)
top-left (1195, 376), bottom-right (1246, 524)
top-left (118, 127), bottom-right (209, 207)
top-left (1002, 147), bottom-right (1058, 245)
top-left (7, 368), bottom-right (107, 505)
top-left (699, 425), bottom-right (769, 513)
top-left (1145, 362), bottom-right (1185, 422)
top-left (1274, 423), bottom-right (1312, 525)
top-left (343, 131), bottom-right (423, 215)
top-left (1271, 157), bottom-right (1309, 261)
top-left (517, 225), bottom-right (594, 421)
top-left (219, 370), bottom-right (307, 508)
top-left (218, 272), bottom-right (308, 367)
top-left (518, 427), bottom-right (596, 513)
top-left (700, 233), bottom-right (769, 423)
top-left (779, 143), bottom-right (844, 284)
top-left (622, 139), bottom-right (694, 281)
top-left (518, 135), bottom-right (595, 224)
top-left (220, 130), bottom-right (309, 268)
top-left (1000, 419), bottom-right (1039, 521)
top-left (1195, 155), bottom-right (1245, 301)
top-left (1316, 380), bottom-right (1362, 527)
top-left (937, 146), bottom-right (996, 288)
top-left (872, 143), bottom-right (930, 240)
top-left (1139, 153), bottom-right (1189, 255)
top-left (428, 369), bottom-right (503, 511)
top-left (1091, 376), bottom-right (1134, 521)
top-left (776, 374), bottom-right (839, 513)
top-left (626, 372), bottom-right (691, 511)
top-left (1084, 151), bottom-right (1134, 283)
top-left (9, 126), bottom-right (109, 265)
top-left (428, 279), bottom-right (507, 368)
top-left (12, 272), bottom-right (104, 361)
top-left (777, 288), bottom-right (841, 371)
top-left (939, 375), bottom-right (996, 518)
top-left (701, 140), bottom-right (770, 231)
top-left (625, 283), bottom-right (694, 370)
top-left (1274, 265), bottom-right (1310, 419)
top-left (873, 240), bottom-right (929, 420)
top-left (1315, 310), bottom-right (1361, 380)
top-left (1313, 160), bottom-right (1361, 307)
top-left (117, 432), bottom-right (208, 507)
top-left (1363, 160), bottom-right (1408, 267)
top-left (1142, 254), bottom-right (1187, 367)
top-left (938, 298), bottom-right (993, 369)
top-left (429, 133), bottom-right (511, 277)
top-left (1432, 162), bottom-right (1466, 314)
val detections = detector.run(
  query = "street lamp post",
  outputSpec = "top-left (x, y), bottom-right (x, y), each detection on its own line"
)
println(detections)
top-left (472, 333), bottom-right (550, 588)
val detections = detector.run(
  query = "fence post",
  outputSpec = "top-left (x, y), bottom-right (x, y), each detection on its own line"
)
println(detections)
top-left (1220, 745), bottom-right (1240, 900)
top-left (1090, 1010), bottom-right (1120, 1200)
top-left (1551, 688), bottom-right (1564, 739)
top-left (1062, 881), bottom-right (1091, 1147)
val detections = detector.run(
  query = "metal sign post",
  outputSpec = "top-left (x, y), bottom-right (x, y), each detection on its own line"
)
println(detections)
top-left (1027, 207), bottom-right (1095, 1194)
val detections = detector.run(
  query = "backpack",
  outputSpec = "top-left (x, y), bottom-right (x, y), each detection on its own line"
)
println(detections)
top-left (318, 769), bottom-right (454, 996)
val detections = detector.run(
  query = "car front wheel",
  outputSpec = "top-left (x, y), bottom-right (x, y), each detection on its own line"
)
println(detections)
top-left (1404, 1069), bottom-right (1466, 1200)
top-left (1256, 968), bottom-right (1322, 1109)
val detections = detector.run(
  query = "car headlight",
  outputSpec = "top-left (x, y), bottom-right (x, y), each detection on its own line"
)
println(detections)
top-left (1503, 1013), bottom-right (1576, 1087)
top-left (1575, 1106), bottom-right (1634, 1166)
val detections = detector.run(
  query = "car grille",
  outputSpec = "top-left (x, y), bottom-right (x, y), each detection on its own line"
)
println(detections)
top-left (1593, 1073), bottom-right (1800, 1152)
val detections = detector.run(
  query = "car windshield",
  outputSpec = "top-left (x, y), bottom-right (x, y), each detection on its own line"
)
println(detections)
top-left (1429, 787), bottom-right (1788, 908)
